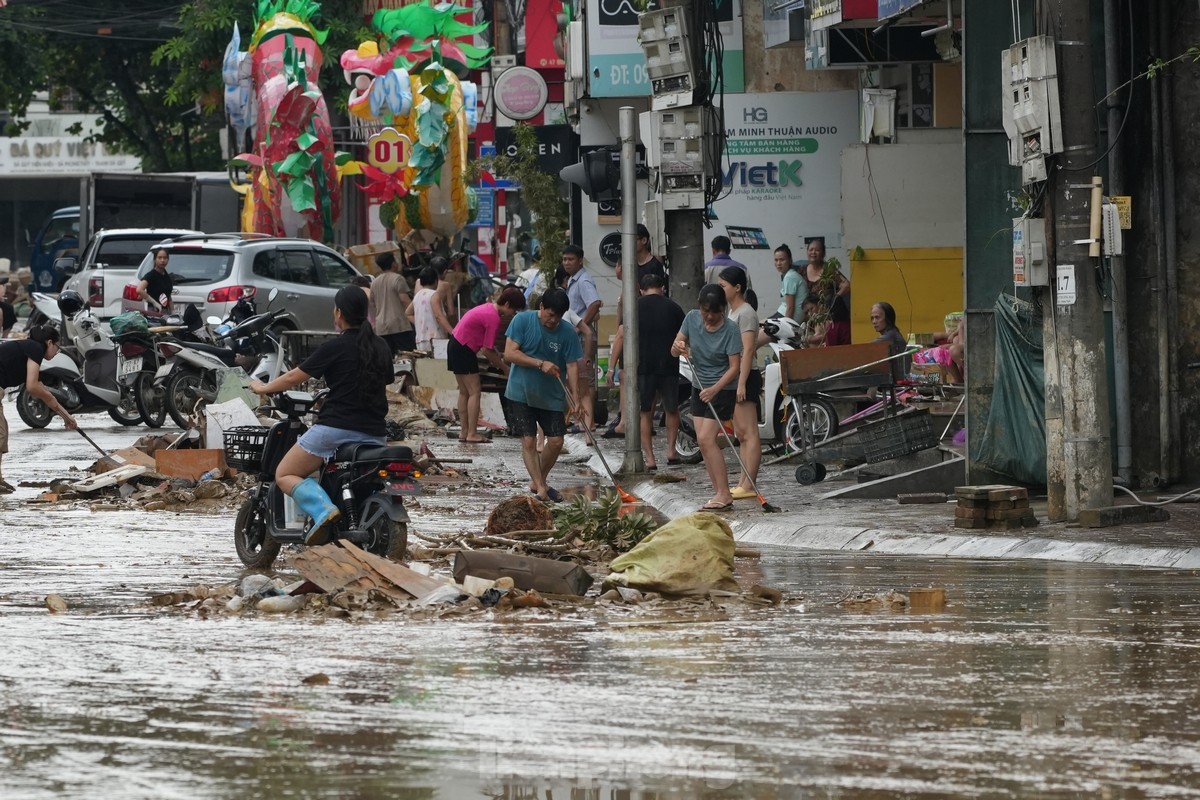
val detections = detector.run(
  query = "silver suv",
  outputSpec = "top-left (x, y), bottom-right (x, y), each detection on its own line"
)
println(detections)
top-left (123, 234), bottom-right (365, 331)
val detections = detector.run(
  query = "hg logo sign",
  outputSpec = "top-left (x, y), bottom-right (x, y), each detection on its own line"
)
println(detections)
top-left (743, 107), bottom-right (768, 123)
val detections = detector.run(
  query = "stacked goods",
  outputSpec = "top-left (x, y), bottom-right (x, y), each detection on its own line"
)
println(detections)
top-left (954, 485), bottom-right (1038, 530)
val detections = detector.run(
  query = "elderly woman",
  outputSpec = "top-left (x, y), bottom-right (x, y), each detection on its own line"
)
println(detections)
top-left (870, 301), bottom-right (910, 382)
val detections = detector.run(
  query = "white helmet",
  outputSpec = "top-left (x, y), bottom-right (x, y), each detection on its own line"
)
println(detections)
top-left (760, 316), bottom-right (803, 344)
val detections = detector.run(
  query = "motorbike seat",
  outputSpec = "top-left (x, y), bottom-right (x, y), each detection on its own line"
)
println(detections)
top-left (333, 443), bottom-right (414, 463)
top-left (177, 339), bottom-right (239, 366)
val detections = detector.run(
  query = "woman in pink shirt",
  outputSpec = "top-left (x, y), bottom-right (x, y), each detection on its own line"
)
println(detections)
top-left (448, 287), bottom-right (526, 442)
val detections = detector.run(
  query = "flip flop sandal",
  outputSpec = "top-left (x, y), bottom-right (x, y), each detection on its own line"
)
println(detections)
top-left (699, 501), bottom-right (733, 512)
top-left (730, 487), bottom-right (758, 500)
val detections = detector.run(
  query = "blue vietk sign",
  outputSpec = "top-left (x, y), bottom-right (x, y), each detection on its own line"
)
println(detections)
top-left (877, 0), bottom-right (925, 20)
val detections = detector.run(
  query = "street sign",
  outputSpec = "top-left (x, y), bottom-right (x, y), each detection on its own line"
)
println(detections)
top-left (598, 231), bottom-right (622, 267)
top-left (366, 128), bottom-right (410, 175)
top-left (1056, 265), bottom-right (1076, 305)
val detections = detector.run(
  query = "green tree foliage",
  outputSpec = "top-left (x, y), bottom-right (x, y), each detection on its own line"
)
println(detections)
top-left (0, 0), bottom-right (368, 172)
top-left (474, 123), bottom-right (569, 284)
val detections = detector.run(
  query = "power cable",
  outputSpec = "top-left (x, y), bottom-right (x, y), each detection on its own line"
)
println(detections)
top-left (862, 143), bottom-right (915, 337)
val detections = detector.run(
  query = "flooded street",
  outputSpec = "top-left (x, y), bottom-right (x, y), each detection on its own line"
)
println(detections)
top-left (4, 413), bottom-right (1200, 798)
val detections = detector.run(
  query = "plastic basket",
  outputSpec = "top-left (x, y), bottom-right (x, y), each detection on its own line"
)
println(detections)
top-left (223, 425), bottom-right (269, 472)
top-left (858, 409), bottom-right (938, 464)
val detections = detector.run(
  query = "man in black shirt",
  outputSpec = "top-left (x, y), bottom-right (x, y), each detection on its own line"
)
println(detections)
top-left (0, 325), bottom-right (77, 492)
top-left (636, 274), bottom-right (686, 468)
top-left (615, 223), bottom-right (667, 287)
top-left (137, 247), bottom-right (174, 312)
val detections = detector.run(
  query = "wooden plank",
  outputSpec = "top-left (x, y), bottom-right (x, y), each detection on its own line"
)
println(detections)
top-left (780, 342), bottom-right (892, 386)
top-left (339, 540), bottom-right (445, 599)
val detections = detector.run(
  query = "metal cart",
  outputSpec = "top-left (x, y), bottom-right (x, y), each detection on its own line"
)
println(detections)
top-left (778, 342), bottom-right (900, 485)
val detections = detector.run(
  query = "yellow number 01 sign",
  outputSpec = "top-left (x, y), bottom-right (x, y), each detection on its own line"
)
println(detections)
top-left (366, 128), bottom-right (410, 175)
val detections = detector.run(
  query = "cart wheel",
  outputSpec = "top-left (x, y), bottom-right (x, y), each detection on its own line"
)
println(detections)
top-left (795, 463), bottom-right (819, 485)
top-left (814, 463), bottom-right (827, 483)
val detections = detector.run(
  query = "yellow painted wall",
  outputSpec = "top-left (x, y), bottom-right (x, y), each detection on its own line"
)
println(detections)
top-left (848, 247), bottom-right (964, 343)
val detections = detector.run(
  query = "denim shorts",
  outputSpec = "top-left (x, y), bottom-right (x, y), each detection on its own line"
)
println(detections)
top-left (297, 424), bottom-right (385, 460)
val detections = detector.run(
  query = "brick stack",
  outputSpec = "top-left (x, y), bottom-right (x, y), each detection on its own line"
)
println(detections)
top-left (954, 485), bottom-right (1039, 529)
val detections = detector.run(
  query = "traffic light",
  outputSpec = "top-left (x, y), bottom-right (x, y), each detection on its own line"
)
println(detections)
top-left (559, 147), bottom-right (620, 203)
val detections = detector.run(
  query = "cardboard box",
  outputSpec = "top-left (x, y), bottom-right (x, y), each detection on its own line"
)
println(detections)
top-left (155, 449), bottom-right (228, 481)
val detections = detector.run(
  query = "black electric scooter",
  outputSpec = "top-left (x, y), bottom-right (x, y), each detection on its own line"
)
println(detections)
top-left (230, 391), bottom-right (419, 568)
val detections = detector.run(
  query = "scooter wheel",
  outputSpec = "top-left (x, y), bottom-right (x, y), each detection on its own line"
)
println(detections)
top-left (234, 497), bottom-right (281, 569)
top-left (795, 463), bottom-right (819, 485)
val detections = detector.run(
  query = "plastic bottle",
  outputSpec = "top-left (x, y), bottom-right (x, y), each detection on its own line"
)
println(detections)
top-left (197, 467), bottom-right (223, 483)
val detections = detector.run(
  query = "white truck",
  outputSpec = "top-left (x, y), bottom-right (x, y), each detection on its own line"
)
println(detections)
top-left (31, 171), bottom-right (241, 291)
top-left (51, 172), bottom-right (242, 318)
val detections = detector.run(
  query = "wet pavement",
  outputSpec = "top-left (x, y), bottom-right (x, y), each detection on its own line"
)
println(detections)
top-left (568, 436), bottom-right (1200, 570)
top-left (4, 408), bottom-right (1200, 797)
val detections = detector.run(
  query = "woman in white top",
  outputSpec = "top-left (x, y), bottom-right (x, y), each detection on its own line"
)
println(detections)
top-left (717, 266), bottom-right (761, 501)
top-left (407, 266), bottom-right (441, 353)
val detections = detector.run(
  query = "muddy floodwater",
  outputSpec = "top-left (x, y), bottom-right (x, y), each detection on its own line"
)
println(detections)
top-left (4, 416), bottom-right (1200, 798)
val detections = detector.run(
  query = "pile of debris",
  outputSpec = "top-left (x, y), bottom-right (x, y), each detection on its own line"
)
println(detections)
top-left (142, 507), bottom-right (794, 621)
top-left (30, 432), bottom-right (249, 513)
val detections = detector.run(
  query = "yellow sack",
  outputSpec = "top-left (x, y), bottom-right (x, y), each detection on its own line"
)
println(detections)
top-left (605, 512), bottom-right (738, 595)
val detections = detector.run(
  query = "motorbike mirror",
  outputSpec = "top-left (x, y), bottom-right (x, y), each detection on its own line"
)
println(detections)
top-left (206, 316), bottom-right (222, 325)
top-left (267, 287), bottom-right (279, 305)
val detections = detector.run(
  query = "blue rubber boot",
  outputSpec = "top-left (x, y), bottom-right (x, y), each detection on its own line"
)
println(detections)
top-left (291, 478), bottom-right (341, 545)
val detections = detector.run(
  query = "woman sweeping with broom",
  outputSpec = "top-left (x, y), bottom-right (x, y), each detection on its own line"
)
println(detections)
top-left (670, 284), bottom-right (742, 512)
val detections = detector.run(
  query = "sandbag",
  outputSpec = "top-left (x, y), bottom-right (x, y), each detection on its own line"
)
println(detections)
top-left (604, 512), bottom-right (738, 595)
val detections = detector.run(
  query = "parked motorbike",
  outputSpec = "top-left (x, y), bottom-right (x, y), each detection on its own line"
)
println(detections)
top-left (153, 290), bottom-right (294, 428)
top-left (229, 390), bottom-right (419, 568)
top-left (15, 291), bottom-right (150, 428)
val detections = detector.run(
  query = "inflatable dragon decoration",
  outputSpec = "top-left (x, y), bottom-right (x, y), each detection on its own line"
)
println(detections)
top-left (340, 3), bottom-right (489, 237)
top-left (223, 0), bottom-right (343, 242)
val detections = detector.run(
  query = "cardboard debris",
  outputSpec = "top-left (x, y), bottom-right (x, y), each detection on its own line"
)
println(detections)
top-left (203, 397), bottom-right (261, 451)
top-left (96, 447), bottom-right (157, 474)
top-left (340, 540), bottom-right (445, 598)
top-left (155, 449), bottom-right (228, 481)
top-left (291, 543), bottom-right (440, 602)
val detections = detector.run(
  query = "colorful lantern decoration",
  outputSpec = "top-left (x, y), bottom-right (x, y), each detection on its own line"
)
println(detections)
top-left (224, 0), bottom-right (342, 242)
top-left (341, 3), bottom-right (491, 237)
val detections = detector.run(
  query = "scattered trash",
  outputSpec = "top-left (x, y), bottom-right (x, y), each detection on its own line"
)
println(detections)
top-left (908, 587), bottom-right (947, 612)
top-left (750, 584), bottom-right (783, 605)
top-left (485, 494), bottom-right (554, 537)
top-left (302, 673), bottom-right (330, 686)
top-left (258, 595), bottom-right (307, 613)
top-left (45, 594), bottom-right (68, 613)
top-left (836, 590), bottom-right (908, 612)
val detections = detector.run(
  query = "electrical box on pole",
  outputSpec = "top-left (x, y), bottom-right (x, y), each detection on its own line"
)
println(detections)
top-left (1001, 35), bottom-right (1064, 185)
top-left (638, 6), bottom-right (699, 110)
top-left (640, 107), bottom-right (711, 211)
top-left (1012, 217), bottom-right (1047, 287)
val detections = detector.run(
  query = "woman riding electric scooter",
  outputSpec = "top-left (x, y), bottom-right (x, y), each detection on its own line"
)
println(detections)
top-left (249, 285), bottom-right (392, 544)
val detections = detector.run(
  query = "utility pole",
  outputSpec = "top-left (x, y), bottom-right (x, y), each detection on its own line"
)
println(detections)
top-left (1043, 0), bottom-right (1114, 520)
top-left (665, 211), bottom-right (704, 308)
top-left (617, 107), bottom-right (645, 475)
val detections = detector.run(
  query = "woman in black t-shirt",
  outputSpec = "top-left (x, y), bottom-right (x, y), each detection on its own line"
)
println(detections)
top-left (137, 248), bottom-right (174, 312)
top-left (0, 325), bottom-right (77, 492)
top-left (250, 286), bottom-right (393, 544)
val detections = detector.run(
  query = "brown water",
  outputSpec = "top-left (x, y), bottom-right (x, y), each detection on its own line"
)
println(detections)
top-left (3, 412), bottom-right (1200, 798)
